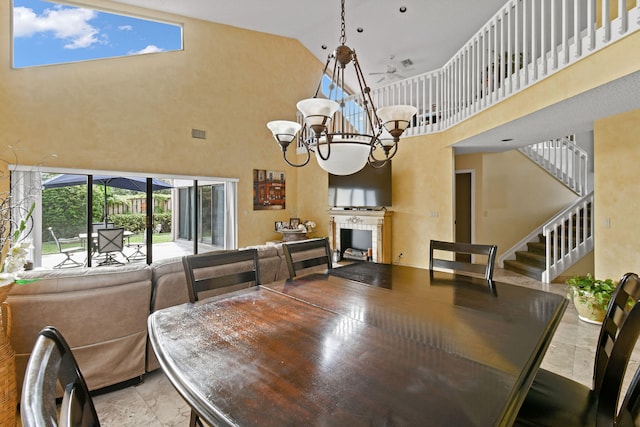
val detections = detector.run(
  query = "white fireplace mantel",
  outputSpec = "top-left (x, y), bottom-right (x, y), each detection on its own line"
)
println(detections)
top-left (328, 209), bottom-right (392, 263)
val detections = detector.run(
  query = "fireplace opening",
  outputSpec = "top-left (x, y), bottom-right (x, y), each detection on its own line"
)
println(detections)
top-left (340, 229), bottom-right (372, 261)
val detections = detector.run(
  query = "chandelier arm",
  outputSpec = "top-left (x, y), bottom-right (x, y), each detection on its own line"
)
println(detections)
top-left (339, 67), bottom-right (347, 133)
top-left (315, 134), bottom-right (332, 161)
top-left (370, 140), bottom-right (399, 163)
top-left (351, 54), bottom-right (381, 131)
top-left (368, 157), bottom-right (390, 169)
top-left (314, 56), bottom-right (334, 99)
top-left (282, 143), bottom-right (311, 168)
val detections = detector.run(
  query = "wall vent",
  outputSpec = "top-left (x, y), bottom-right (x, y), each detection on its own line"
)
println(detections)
top-left (191, 129), bottom-right (206, 139)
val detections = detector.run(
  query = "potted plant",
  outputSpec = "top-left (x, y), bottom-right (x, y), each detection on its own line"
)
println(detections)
top-left (566, 274), bottom-right (616, 324)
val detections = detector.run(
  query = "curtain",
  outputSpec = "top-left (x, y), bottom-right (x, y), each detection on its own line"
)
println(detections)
top-left (224, 181), bottom-right (237, 249)
top-left (9, 170), bottom-right (42, 267)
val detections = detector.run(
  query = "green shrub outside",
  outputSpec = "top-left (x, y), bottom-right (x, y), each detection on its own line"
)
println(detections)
top-left (109, 213), bottom-right (172, 234)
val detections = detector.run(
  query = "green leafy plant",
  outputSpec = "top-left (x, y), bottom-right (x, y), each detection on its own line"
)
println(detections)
top-left (566, 273), bottom-right (616, 312)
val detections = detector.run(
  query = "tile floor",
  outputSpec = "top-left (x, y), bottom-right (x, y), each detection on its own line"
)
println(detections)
top-left (18, 268), bottom-right (640, 426)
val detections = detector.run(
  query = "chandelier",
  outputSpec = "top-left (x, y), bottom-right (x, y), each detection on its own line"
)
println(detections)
top-left (267, 0), bottom-right (417, 175)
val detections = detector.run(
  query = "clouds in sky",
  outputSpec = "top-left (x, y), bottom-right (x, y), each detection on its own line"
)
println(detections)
top-left (13, 5), bottom-right (104, 49)
top-left (130, 45), bottom-right (165, 55)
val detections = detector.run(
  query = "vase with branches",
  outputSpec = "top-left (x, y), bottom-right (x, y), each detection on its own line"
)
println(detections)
top-left (0, 146), bottom-right (40, 425)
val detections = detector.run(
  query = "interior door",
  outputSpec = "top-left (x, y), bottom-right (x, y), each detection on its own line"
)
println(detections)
top-left (455, 171), bottom-right (472, 263)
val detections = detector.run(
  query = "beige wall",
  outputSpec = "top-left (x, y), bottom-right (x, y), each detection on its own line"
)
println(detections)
top-left (0, 0), bottom-right (322, 248)
top-left (594, 108), bottom-right (640, 281)
top-left (388, 133), bottom-right (455, 267)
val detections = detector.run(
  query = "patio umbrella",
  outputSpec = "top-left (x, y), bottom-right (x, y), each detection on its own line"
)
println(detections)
top-left (42, 174), bottom-right (172, 223)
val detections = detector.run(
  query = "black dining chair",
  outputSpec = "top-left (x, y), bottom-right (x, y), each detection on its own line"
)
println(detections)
top-left (182, 249), bottom-right (260, 426)
top-left (515, 272), bottom-right (640, 426)
top-left (21, 326), bottom-right (100, 427)
top-left (282, 237), bottom-right (333, 278)
top-left (429, 240), bottom-right (497, 280)
top-left (182, 249), bottom-right (260, 304)
top-left (617, 362), bottom-right (640, 426)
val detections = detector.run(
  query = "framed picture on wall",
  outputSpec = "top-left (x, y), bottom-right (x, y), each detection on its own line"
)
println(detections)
top-left (253, 169), bottom-right (285, 210)
top-left (289, 218), bottom-right (300, 229)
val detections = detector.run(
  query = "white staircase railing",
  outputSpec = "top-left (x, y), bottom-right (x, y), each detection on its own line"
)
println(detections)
top-left (498, 191), bottom-right (593, 283)
top-left (543, 192), bottom-right (593, 283)
top-left (297, 0), bottom-right (639, 148)
top-left (519, 136), bottom-right (589, 196)
top-left (371, 0), bottom-right (640, 135)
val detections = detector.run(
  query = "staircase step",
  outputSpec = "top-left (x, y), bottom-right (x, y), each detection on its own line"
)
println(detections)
top-left (515, 250), bottom-right (546, 269)
top-left (527, 242), bottom-right (547, 256)
top-left (503, 260), bottom-right (543, 281)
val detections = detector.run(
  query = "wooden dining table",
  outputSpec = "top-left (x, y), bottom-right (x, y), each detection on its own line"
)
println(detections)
top-left (148, 262), bottom-right (567, 427)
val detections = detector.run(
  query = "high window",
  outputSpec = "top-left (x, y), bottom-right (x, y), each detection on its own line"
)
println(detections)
top-left (12, 0), bottom-right (182, 68)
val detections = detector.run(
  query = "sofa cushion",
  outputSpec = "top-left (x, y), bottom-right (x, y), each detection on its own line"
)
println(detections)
top-left (244, 244), bottom-right (282, 283)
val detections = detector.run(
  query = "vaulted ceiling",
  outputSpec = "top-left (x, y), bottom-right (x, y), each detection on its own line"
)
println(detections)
top-left (110, 0), bottom-right (507, 90)
top-left (110, 0), bottom-right (640, 153)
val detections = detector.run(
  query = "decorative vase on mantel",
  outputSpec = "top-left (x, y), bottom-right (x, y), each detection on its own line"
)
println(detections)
top-left (0, 282), bottom-right (16, 426)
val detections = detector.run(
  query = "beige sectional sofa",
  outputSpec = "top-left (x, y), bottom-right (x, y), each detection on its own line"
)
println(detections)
top-left (6, 242), bottom-right (293, 398)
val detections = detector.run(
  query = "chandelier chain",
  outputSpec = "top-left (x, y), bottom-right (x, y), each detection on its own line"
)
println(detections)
top-left (340, 0), bottom-right (346, 45)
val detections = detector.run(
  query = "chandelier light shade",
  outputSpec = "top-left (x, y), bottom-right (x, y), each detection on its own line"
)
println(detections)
top-left (296, 99), bottom-right (340, 134)
top-left (315, 137), bottom-right (371, 175)
top-left (266, 0), bottom-right (417, 175)
top-left (377, 105), bottom-right (419, 141)
top-left (266, 120), bottom-right (302, 144)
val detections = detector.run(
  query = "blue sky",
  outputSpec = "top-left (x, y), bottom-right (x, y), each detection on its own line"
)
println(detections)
top-left (13, 0), bottom-right (182, 68)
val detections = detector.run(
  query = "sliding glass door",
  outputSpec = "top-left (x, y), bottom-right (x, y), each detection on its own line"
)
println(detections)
top-left (177, 181), bottom-right (231, 252)
top-left (10, 167), bottom-right (237, 268)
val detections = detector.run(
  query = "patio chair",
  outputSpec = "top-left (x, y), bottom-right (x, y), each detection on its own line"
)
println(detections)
top-left (126, 230), bottom-right (147, 261)
top-left (96, 227), bottom-right (126, 266)
top-left (47, 227), bottom-right (84, 269)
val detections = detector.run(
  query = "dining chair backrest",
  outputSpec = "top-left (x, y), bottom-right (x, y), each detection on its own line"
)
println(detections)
top-left (97, 227), bottom-right (124, 253)
top-left (21, 326), bottom-right (100, 427)
top-left (182, 249), bottom-right (260, 303)
top-left (429, 240), bottom-right (497, 280)
top-left (617, 363), bottom-right (640, 426)
top-left (93, 222), bottom-right (114, 230)
top-left (283, 238), bottom-right (333, 278)
top-left (594, 272), bottom-right (640, 424)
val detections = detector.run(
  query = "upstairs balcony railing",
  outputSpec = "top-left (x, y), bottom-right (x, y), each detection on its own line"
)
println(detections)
top-left (317, 0), bottom-right (640, 141)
